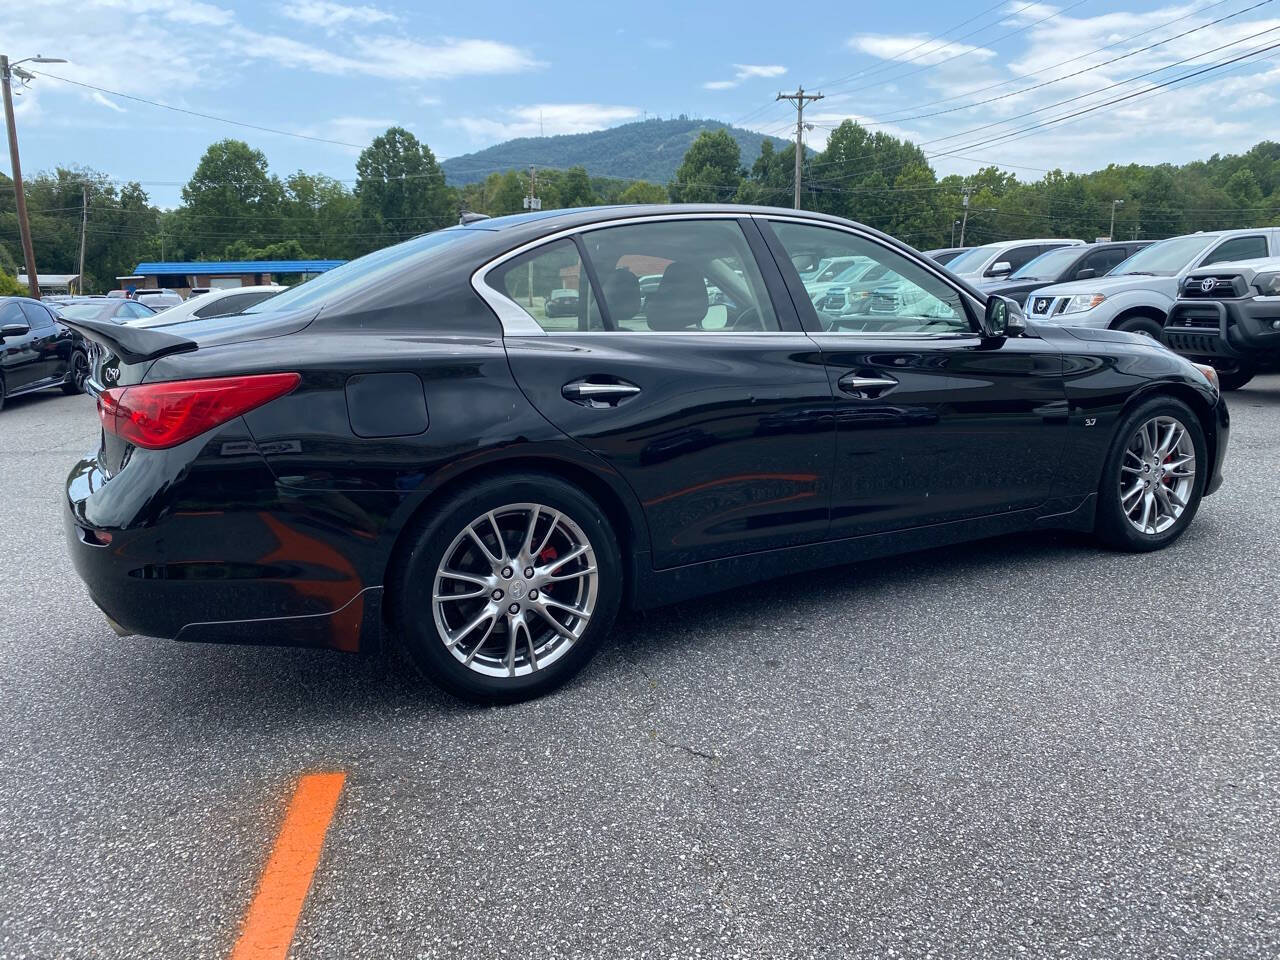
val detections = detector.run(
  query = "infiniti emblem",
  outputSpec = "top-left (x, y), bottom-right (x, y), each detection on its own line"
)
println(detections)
top-left (1200, 278), bottom-right (1216, 292)
top-left (510, 580), bottom-right (526, 600)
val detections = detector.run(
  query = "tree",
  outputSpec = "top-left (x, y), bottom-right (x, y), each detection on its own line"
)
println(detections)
top-left (179, 140), bottom-right (282, 256)
top-left (558, 166), bottom-right (598, 207)
top-left (617, 180), bottom-right (667, 204)
top-left (669, 130), bottom-right (742, 203)
top-left (355, 127), bottom-right (454, 246)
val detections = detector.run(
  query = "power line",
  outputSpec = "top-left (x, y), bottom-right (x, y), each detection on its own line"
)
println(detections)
top-left (32, 72), bottom-right (368, 149)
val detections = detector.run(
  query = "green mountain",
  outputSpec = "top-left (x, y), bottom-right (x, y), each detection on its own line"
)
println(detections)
top-left (441, 117), bottom-right (789, 186)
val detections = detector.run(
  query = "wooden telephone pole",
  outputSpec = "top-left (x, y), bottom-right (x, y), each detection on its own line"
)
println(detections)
top-left (776, 87), bottom-right (823, 209)
top-left (1, 55), bottom-right (41, 299)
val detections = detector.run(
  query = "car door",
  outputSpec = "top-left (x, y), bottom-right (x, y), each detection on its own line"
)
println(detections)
top-left (19, 302), bottom-right (65, 383)
top-left (484, 215), bottom-right (835, 569)
top-left (760, 217), bottom-right (1068, 538)
top-left (0, 301), bottom-right (43, 391)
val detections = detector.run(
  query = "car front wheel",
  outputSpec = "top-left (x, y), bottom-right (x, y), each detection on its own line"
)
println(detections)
top-left (1115, 314), bottom-right (1164, 339)
top-left (392, 473), bottom-right (622, 703)
top-left (1095, 397), bottom-right (1206, 552)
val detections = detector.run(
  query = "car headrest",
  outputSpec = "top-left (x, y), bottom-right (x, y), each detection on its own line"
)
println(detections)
top-left (601, 268), bottom-right (642, 324)
top-left (645, 262), bottom-right (707, 331)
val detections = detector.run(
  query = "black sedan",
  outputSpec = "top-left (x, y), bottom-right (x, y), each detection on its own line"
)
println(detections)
top-left (978, 240), bottom-right (1150, 303)
top-left (62, 205), bottom-right (1229, 703)
top-left (0, 296), bottom-right (89, 410)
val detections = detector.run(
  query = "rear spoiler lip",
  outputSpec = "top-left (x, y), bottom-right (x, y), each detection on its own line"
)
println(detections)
top-left (58, 316), bottom-right (197, 365)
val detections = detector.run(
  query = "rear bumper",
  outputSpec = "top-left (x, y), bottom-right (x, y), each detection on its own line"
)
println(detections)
top-left (64, 454), bottom-right (383, 653)
top-left (1163, 298), bottom-right (1280, 365)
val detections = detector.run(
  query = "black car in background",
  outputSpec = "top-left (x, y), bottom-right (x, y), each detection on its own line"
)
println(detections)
top-left (979, 240), bottom-right (1150, 303)
top-left (62, 205), bottom-right (1228, 704)
top-left (0, 297), bottom-right (90, 411)
top-left (923, 246), bottom-right (972, 265)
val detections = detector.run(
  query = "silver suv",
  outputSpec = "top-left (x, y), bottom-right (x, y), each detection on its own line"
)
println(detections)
top-left (1024, 228), bottom-right (1280, 337)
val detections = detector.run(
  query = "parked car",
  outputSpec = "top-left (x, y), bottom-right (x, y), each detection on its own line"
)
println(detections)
top-left (133, 289), bottom-right (184, 311)
top-left (803, 257), bottom-right (886, 305)
top-left (923, 246), bottom-right (972, 265)
top-left (0, 297), bottom-right (90, 410)
top-left (544, 288), bottom-right (580, 318)
top-left (1024, 228), bottom-right (1280, 337)
top-left (56, 297), bottom-right (157, 325)
top-left (124, 285), bottom-right (285, 329)
top-left (945, 238), bottom-right (1085, 283)
top-left (62, 205), bottom-right (1228, 704)
top-left (1162, 256), bottom-right (1280, 390)
top-left (981, 241), bottom-right (1151, 303)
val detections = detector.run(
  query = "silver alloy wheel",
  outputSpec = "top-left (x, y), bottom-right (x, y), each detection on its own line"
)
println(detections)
top-left (432, 503), bottom-right (598, 678)
top-left (1120, 415), bottom-right (1196, 535)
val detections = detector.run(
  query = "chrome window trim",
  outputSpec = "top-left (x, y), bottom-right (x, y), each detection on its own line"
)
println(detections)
top-left (470, 212), bottom-right (774, 338)
top-left (755, 213), bottom-right (983, 337)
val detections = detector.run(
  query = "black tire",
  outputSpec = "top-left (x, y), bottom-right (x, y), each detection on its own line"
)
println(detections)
top-left (61, 349), bottom-right (89, 395)
top-left (1115, 314), bottom-right (1164, 339)
top-left (391, 472), bottom-right (622, 703)
top-left (1095, 395), bottom-right (1207, 552)
top-left (1215, 363), bottom-right (1255, 392)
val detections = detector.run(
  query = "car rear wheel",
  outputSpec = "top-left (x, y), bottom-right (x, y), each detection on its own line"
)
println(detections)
top-left (1115, 314), bottom-right (1164, 339)
top-left (1095, 396), bottom-right (1206, 552)
top-left (392, 473), bottom-right (622, 703)
top-left (0, 372), bottom-right (6, 412)
top-left (61, 350), bottom-right (89, 395)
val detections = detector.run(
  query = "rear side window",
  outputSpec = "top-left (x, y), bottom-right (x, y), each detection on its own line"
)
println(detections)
top-left (0, 302), bottom-right (25, 327)
top-left (579, 219), bottom-right (780, 333)
top-left (1202, 235), bottom-right (1268, 266)
top-left (489, 239), bottom-right (605, 332)
top-left (20, 302), bottom-right (55, 329)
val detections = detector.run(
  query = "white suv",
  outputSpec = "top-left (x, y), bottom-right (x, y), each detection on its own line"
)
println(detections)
top-left (1023, 228), bottom-right (1280, 338)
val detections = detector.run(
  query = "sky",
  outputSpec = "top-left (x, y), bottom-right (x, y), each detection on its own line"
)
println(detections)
top-left (5, 0), bottom-right (1280, 206)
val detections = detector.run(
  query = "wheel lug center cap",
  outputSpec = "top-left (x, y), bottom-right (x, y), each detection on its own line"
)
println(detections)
top-left (510, 580), bottom-right (527, 601)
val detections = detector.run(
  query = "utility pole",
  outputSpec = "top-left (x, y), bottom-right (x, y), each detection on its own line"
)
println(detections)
top-left (2, 55), bottom-right (41, 299)
top-left (1109, 199), bottom-right (1124, 241)
top-left (958, 185), bottom-right (974, 247)
top-left (523, 166), bottom-right (540, 306)
top-left (76, 184), bottom-right (88, 295)
top-left (776, 86), bottom-right (823, 209)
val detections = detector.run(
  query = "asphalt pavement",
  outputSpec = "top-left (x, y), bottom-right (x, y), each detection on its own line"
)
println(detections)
top-left (1, 377), bottom-right (1278, 959)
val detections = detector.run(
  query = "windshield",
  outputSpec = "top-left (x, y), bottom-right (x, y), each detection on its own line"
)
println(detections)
top-left (1111, 235), bottom-right (1211, 276)
top-left (1012, 246), bottom-right (1081, 280)
top-left (58, 303), bottom-right (107, 320)
top-left (245, 228), bottom-right (479, 314)
top-left (942, 246), bottom-right (994, 274)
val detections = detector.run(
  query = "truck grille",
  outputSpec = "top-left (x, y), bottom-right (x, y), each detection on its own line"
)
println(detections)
top-left (1181, 275), bottom-right (1246, 299)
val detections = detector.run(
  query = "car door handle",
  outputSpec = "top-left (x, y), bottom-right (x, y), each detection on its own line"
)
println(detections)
top-left (838, 374), bottom-right (899, 396)
top-left (561, 379), bottom-right (641, 406)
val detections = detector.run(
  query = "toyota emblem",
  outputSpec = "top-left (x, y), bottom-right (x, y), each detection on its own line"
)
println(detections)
top-left (1199, 278), bottom-right (1216, 292)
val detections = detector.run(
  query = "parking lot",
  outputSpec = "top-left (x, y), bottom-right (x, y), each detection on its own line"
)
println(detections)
top-left (0, 378), bottom-right (1277, 959)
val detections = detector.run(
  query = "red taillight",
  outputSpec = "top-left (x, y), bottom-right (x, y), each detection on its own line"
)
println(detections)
top-left (97, 373), bottom-right (301, 450)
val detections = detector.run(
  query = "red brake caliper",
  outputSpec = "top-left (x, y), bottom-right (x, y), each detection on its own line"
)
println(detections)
top-left (538, 547), bottom-right (557, 593)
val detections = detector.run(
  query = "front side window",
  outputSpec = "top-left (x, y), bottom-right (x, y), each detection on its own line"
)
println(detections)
top-left (1083, 247), bottom-right (1128, 276)
top-left (1202, 235), bottom-right (1268, 266)
top-left (1112, 235), bottom-right (1213, 276)
top-left (769, 221), bottom-right (971, 335)
top-left (488, 238), bottom-right (604, 332)
top-left (194, 291), bottom-right (277, 318)
top-left (579, 219), bottom-right (780, 332)
top-left (1011, 246), bottom-right (1081, 280)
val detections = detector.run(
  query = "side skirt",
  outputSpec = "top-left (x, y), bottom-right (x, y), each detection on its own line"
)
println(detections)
top-left (630, 495), bottom-right (1097, 611)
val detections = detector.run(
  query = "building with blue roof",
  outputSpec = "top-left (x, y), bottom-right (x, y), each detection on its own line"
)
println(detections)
top-left (123, 259), bottom-right (345, 295)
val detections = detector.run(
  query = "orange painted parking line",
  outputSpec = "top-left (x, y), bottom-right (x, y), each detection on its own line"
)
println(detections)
top-left (231, 772), bottom-right (346, 960)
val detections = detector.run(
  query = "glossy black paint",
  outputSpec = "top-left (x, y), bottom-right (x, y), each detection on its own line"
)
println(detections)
top-left (63, 205), bottom-right (1229, 655)
top-left (0, 297), bottom-right (85, 403)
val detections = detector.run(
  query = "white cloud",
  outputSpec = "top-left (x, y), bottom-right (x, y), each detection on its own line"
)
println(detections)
top-left (703, 63), bottom-right (788, 90)
top-left (849, 33), bottom-right (996, 65)
top-left (280, 0), bottom-right (397, 29)
top-left (454, 103), bottom-right (641, 143)
top-left (91, 91), bottom-right (126, 113)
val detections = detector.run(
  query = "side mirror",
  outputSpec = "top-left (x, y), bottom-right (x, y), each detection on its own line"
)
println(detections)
top-left (985, 260), bottom-right (1013, 278)
top-left (0, 322), bottom-right (30, 341)
top-left (982, 295), bottom-right (1026, 339)
top-left (1075, 267), bottom-right (1097, 280)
